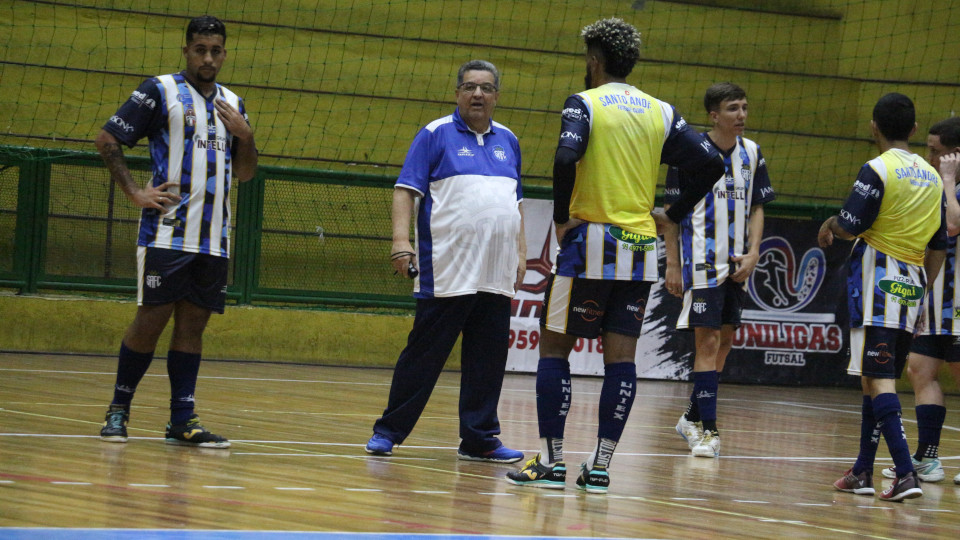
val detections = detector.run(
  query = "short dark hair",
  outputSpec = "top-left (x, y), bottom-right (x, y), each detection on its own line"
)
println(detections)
top-left (581, 18), bottom-right (642, 78)
top-left (186, 15), bottom-right (227, 45)
top-left (704, 82), bottom-right (746, 113)
top-left (457, 59), bottom-right (500, 89)
top-left (928, 116), bottom-right (960, 148)
top-left (872, 93), bottom-right (915, 141)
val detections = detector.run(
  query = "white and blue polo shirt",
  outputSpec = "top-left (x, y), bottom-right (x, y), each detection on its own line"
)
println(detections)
top-left (396, 108), bottom-right (523, 299)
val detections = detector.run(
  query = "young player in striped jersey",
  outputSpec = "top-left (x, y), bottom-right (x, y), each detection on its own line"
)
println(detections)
top-left (94, 16), bottom-right (257, 448)
top-left (664, 83), bottom-right (775, 458)
top-left (880, 118), bottom-right (960, 485)
top-left (821, 93), bottom-right (946, 502)
top-left (506, 18), bottom-right (723, 493)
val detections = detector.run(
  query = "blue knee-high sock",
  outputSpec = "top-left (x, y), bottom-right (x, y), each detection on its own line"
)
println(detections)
top-left (111, 343), bottom-right (154, 407)
top-left (693, 370), bottom-right (719, 433)
top-left (536, 357), bottom-right (571, 441)
top-left (597, 362), bottom-right (637, 442)
top-left (167, 350), bottom-right (202, 425)
top-left (873, 393), bottom-right (914, 477)
top-left (852, 395), bottom-right (879, 475)
top-left (685, 387), bottom-right (700, 422)
top-left (915, 404), bottom-right (946, 460)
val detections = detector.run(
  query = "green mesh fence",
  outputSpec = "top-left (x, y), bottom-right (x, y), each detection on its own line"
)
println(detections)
top-left (4, 1), bottom-right (960, 202)
top-left (2, 0), bottom-right (960, 304)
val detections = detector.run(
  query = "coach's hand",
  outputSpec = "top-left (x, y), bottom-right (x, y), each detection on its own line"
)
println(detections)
top-left (390, 241), bottom-right (418, 278)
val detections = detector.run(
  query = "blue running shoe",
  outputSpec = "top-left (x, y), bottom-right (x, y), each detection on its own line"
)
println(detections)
top-left (458, 444), bottom-right (524, 463)
top-left (365, 433), bottom-right (394, 456)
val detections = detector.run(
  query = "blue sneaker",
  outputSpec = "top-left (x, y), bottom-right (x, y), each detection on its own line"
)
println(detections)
top-left (365, 433), bottom-right (394, 456)
top-left (458, 444), bottom-right (524, 463)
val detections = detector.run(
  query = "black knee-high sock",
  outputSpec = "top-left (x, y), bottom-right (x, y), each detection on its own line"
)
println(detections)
top-left (111, 343), bottom-right (154, 407)
top-left (167, 350), bottom-right (202, 425)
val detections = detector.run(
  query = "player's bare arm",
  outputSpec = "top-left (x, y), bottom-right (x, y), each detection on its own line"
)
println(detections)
top-left (651, 207), bottom-right (678, 238)
top-left (554, 217), bottom-right (585, 246)
top-left (731, 205), bottom-right (764, 282)
top-left (661, 203), bottom-right (682, 297)
top-left (817, 214), bottom-right (854, 248)
top-left (215, 98), bottom-right (258, 182)
top-left (95, 129), bottom-right (180, 211)
top-left (939, 151), bottom-right (960, 235)
top-left (924, 248), bottom-right (946, 286)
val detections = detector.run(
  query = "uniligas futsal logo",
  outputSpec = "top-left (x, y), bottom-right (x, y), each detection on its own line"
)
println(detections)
top-left (747, 236), bottom-right (826, 312)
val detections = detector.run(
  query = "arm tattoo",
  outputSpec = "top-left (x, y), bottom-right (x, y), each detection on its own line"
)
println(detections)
top-left (100, 142), bottom-right (137, 194)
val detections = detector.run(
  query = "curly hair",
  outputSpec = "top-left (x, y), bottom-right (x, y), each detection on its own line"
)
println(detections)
top-left (581, 18), bottom-right (642, 78)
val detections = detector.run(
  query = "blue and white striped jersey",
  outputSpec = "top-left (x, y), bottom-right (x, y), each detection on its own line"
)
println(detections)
top-left (665, 134), bottom-right (775, 290)
top-left (921, 186), bottom-right (960, 335)
top-left (396, 108), bottom-right (523, 299)
top-left (103, 72), bottom-right (248, 258)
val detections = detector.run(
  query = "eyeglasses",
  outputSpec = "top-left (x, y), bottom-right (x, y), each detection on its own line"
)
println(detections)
top-left (458, 82), bottom-right (498, 94)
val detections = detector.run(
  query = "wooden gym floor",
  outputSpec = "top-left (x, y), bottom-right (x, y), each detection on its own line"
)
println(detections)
top-left (1, 352), bottom-right (958, 539)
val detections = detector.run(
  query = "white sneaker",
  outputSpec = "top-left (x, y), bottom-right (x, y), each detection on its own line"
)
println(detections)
top-left (880, 457), bottom-right (944, 482)
top-left (676, 414), bottom-right (703, 450)
top-left (954, 470), bottom-right (960, 485)
top-left (692, 431), bottom-right (720, 458)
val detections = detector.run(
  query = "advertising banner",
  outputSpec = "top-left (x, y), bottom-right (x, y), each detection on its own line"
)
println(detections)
top-left (507, 199), bottom-right (855, 387)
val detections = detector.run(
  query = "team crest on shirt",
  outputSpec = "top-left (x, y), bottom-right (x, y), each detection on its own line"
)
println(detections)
top-left (184, 104), bottom-right (196, 127)
top-left (608, 226), bottom-right (655, 252)
top-left (493, 145), bottom-right (507, 161)
top-left (740, 167), bottom-right (752, 183)
top-left (877, 276), bottom-right (923, 307)
top-left (457, 146), bottom-right (474, 157)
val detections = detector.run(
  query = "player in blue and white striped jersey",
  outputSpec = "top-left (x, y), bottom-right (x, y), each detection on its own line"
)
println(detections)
top-left (664, 82), bottom-right (775, 458)
top-left (94, 16), bottom-right (258, 449)
top-left (880, 117), bottom-right (960, 485)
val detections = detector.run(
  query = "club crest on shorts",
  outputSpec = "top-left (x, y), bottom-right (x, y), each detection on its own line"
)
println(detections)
top-left (692, 297), bottom-right (708, 314)
top-left (145, 271), bottom-right (162, 289)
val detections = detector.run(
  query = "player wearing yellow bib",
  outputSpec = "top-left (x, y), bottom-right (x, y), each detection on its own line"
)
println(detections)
top-left (820, 93), bottom-right (947, 502)
top-left (506, 18), bottom-right (723, 494)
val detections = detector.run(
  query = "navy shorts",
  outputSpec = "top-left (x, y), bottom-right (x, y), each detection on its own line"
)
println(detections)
top-left (848, 325), bottom-right (912, 379)
top-left (910, 334), bottom-right (960, 363)
top-left (540, 274), bottom-right (652, 339)
top-left (677, 279), bottom-right (744, 330)
top-left (137, 246), bottom-right (228, 313)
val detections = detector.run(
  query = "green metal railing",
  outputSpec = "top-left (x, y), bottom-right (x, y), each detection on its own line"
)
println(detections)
top-left (0, 144), bottom-right (837, 309)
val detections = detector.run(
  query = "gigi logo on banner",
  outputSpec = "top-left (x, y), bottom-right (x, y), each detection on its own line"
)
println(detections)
top-left (739, 236), bottom-right (842, 367)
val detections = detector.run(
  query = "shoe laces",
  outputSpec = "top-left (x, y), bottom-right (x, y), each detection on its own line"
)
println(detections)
top-left (105, 410), bottom-right (127, 428)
